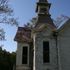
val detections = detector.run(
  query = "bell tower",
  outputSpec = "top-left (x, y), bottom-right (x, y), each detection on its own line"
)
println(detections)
top-left (33, 1), bottom-right (57, 70)
top-left (36, 0), bottom-right (50, 14)
top-left (36, 0), bottom-right (53, 25)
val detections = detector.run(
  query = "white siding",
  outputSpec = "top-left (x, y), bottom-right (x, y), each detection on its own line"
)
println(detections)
top-left (16, 43), bottom-right (30, 70)
top-left (58, 22), bottom-right (70, 70)
top-left (33, 26), bottom-right (58, 70)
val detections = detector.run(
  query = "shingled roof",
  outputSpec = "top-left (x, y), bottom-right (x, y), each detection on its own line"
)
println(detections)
top-left (14, 27), bottom-right (31, 42)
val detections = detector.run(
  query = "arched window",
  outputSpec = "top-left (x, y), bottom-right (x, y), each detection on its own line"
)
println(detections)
top-left (40, 7), bottom-right (47, 14)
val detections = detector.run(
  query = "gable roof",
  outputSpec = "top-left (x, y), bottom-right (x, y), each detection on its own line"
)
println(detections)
top-left (53, 15), bottom-right (70, 30)
top-left (57, 18), bottom-right (70, 32)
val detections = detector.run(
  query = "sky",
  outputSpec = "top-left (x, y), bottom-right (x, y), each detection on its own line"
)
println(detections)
top-left (0, 0), bottom-right (70, 53)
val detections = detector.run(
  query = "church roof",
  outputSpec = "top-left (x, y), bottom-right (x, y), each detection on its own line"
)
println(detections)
top-left (14, 20), bottom-right (56, 42)
top-left (35, 17), bottom-right (56, 29)
top-left (53, 15), bottom-right (70, 30)
top-left (14, 15), bottom-right (70, 42)
top-left (14, 27), bottom-right (32, 42)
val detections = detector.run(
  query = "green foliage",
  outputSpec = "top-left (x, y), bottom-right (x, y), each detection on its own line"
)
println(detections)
top-left (0, 0), bottom-right (18, 41)
top-left (0, 0), bottom-right (18, 26)
top-left (0, 47), bottom-right (16, 70)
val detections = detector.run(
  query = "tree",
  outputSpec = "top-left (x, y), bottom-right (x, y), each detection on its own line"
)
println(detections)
top-left (0, 1), bottom-right (17, 69)
top-left (0, 0), bottom-right (18, 41)
top-left (24, 17), bottom-right (37, 28)
top-left (0, 0), bottom-right (12, 14)
top-left (0, 48), bottom-right (16, 70)
top-left (0, 0), bottom-right (18, 26)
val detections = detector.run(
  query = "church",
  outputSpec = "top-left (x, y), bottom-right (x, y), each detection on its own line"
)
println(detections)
top-left (14, 0), bottom-right (70, 70)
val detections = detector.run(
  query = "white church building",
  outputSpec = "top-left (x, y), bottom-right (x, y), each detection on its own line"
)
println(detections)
top-left (14, 0), bottom-right (70, 70)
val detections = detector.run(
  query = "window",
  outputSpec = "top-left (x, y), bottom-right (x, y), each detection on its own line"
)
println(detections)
top-left (43, 41), bottom-right (50, 63)
top-left (40, 8), bottom-right (47, 13)
top-left (22, 46), bottom-right (28, 64)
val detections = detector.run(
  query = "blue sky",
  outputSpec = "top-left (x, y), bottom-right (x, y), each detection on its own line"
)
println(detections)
top-left (0, 0), bottom-right (70, 53)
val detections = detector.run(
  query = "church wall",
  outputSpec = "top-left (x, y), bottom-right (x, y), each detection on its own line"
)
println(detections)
top-left (16, 43), bottom-right (22, 65)
top-left (33, 26), bottom-right (58, 70)
top-left (58, 22), bottom-right (70, 70)
top-left (16, 42), bottom-right (31, 70)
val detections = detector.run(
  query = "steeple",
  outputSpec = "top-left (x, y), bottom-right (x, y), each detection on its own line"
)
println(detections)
top-left (36, 0), bottom-right (51, 15)
top-left (35, 0), bottom-right (54, 27)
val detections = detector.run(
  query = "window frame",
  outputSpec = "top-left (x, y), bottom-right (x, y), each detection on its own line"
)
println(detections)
top-left (40, 8), bottom-right (47, 13)
top-left (43, 41), bottom-right (50, 63)
top-left (22, 45), bottom-right (29, 65)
